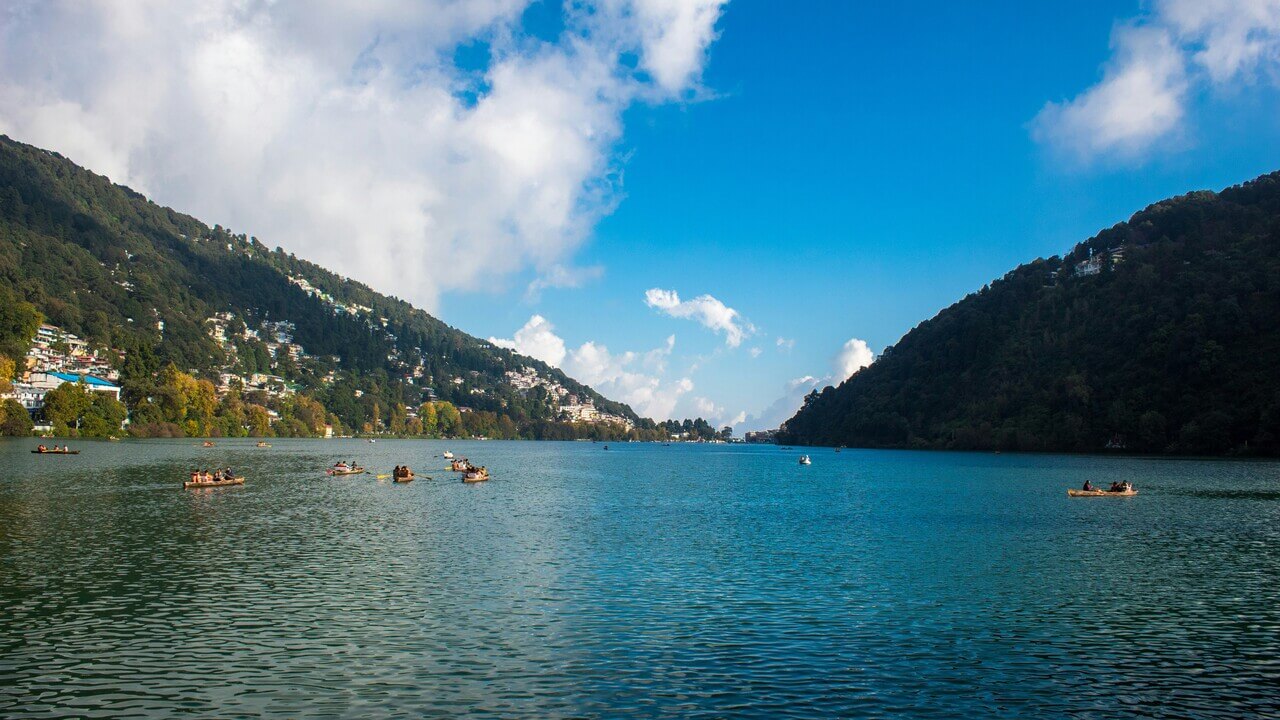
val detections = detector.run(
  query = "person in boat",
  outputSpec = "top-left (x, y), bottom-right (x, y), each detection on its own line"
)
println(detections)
top-left (224, 467), bottom-right (234, 480)
top-left (37, 444), bottom-right (47, 452)
top-left (1109, 481), bottom-right (1123, 492)
top-left (394, 465), bottom-right (401, 477)
top-left (1083, 480), bottom-right (1094, 491)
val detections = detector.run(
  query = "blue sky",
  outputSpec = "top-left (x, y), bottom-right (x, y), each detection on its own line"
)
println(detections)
top-left (454, 0), bottom-right (1280, 429)
top-left (5, 0), bottom-right (1280, 430)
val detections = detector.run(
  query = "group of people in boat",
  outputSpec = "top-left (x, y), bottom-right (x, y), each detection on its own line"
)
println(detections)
top-left (333, 460), bottom-right (359, 470)
top-left (1081, 480), bottom-right (1134, 493)
top-left (191, 468), bottom-right (236, 483)
top-left (450, 458), bottom-right (480, 472)
top-left (392, 465), bottom-right (413, 479)
top-left (35, 444), bottom-right (72, 453)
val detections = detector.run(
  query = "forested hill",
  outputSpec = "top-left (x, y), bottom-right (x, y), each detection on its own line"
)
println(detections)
top-left (779, 172), bottom-right (1280, 456)
top-left (0, 134), bottom-right (644, 436)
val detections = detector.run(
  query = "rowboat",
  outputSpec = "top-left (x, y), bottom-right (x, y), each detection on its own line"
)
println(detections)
top-left (799, 455), bottom-right (811, 465)
top-left (327, 467), bottom-right (365, 476)
top-left (442, 451), bottom-right (454, 459)
top-left (184, 476), bottom-right (245, 489)
top-left (32, 449), bottom-right (80, 454)
top-left (1067, 488), bottom-right (1138, 497)
top-left (394, 473), bottom-right (415, 483)
top-left (462, 470), bottom-right (490, 483)
top-left (201, 441), bottom-right (215, 447)
top-left (256, 441), bottom-right (272, 448)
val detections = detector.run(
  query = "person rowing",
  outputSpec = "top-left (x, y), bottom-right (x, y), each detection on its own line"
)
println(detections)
top-left (1082, 480), bottom-right (1094, 491)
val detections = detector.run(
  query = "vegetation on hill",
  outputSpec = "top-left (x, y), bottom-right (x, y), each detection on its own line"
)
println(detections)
top-left (779, 172), bottom-right (1280, 456)
top-left (0, 135), bottom-right (692, 440)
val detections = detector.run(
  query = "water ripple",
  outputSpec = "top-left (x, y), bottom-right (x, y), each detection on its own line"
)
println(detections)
top-left (1, 439), bottom-right (1278, 717)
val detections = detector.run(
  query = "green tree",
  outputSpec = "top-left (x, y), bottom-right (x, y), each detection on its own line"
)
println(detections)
top-left (0, 398), bottom-right (33, 436)
top-left (42, 382), bottom-right (93, 434)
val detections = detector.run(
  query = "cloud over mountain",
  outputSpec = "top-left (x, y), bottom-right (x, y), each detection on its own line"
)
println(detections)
top-left (1033, 0), bottom-right (1280, 161)
top-left (0, 0), bottom-right (729, 311)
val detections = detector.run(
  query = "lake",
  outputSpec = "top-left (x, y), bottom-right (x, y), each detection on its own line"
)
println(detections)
top-left (2, 438), bottom-right (1278, 718)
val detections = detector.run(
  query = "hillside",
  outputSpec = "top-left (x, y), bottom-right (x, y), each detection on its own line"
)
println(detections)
top-left (0, 135), bottom-right (653, 438)
top-left (779, 172), bottom-right (1280, 455)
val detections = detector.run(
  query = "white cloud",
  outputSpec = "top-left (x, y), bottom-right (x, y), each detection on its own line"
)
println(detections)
top-left (739, 337), bottom-right (876, 433)
top-left (692, 396), bottom-right (721, 417)
top-left (0, 1), bottom-right (729, 311)
top-left (749, 347), bottom-right (762, 358)
top-left (1033, 0), bottom-right (1280, 162)
top-left (622, 0), bottom-right (730, 93)
top-left (644, 287), bottom-right (754, 347)
top-left (489, 314), bottom-right (567, 367)
top-left (524, 264), bottom-right (605, 302)
top-left (776, 337), bottom-right (795, 352)
top-left (492, 315), bottom-right (692, 419)
top-left (738, 375), bottom-right (823, 433)
top-left (834, 337), bottom-right (874, 381)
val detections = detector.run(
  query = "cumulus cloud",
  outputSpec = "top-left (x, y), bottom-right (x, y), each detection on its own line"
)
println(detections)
top-left (739, 337), bottom-right (875, 433)
top-left (737, 375), bottom-right (823, 433)
top-left (1033, 0), bottom-right (1280, 161)
top-left (776, 337), bottom-right (795, 352)
top-left (489, 314), bottom-right (567, 367)
top-left (492, 315), bottom-right (692, 419)
top-left (644, 287), bottom-right (754, 347)
top-left (834, 337), bottom-right (874, 381)
top-left (0, 0), bottom-right (729, 311)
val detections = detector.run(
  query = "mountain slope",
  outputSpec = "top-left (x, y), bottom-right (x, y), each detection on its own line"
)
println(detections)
top-left (779, 172), bottom-right (1280, 455)
top-left (0, 134), bottom-right (646, 436)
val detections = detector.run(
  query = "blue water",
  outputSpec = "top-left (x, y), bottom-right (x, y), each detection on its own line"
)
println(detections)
top-left (2, 439), bottom-right (1278, 718)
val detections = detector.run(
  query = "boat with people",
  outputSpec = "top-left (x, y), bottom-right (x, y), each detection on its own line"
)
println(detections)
top-left (448, 458), bottom-right (476, 472)
top-left (184, 469), bottom-right (244, 488)
top-left (392, 465), bottom-right (415, 483)
top-left (1069, 480), bottom-right (1137, 497)
top-left (185, 476), bottom-right (245, 489)
top-left (32, 445), bottom-right (79, 454)
top-left (256, 441), bottom-right (272, 448)
top-left (202, 441), bottom-right (215, 448)
top-left (462, 468), bottom-right (490, 483)
top-left (326, 461), bottom-right (365, 476)
top-left (799, 455), bottom-right (812, 465)
top-left (442, 451), bottom-right (454, 459)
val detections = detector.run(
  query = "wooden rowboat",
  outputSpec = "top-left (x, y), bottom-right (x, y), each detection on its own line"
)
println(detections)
top-left (393, 473), bottom-right (415, 483)
top-left (184, 476), bottom-right (245, 489)
top-left (1067, 488), bottom-right (1138, 497)
top-left (462, 471), bottom-right (490, 483)
top-left (327, 467), bottom-right (365, 476)
top-left (32, 449), bottom-right (80, 454)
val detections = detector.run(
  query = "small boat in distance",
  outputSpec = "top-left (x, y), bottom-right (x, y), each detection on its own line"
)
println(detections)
top-left (442, 450), bottom-right (454, 459)
top-left (32, 446), bottom-right (79, 455)
top-left (799, 455), bottom-right (812, 465)
top-left (1068, 488), bottom-right (1138, 497)
top-left (256, 441), bottom-right (272, 448)
top-left (463, 468), bottom-right (490, 483)
top-left (184, 476), bottom-right (245, 489)
top-left (202, 441), bottom-right (215, 448)
top-left (327, 464), bottom-right (366, 476)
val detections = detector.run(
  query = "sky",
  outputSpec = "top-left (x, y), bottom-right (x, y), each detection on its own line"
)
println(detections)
top-left (3, 0), bottom-right (1280, 431)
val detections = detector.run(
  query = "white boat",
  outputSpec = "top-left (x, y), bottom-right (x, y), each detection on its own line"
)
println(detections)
top-left (799, 455), bottom-right (811, 465)
top-left (443, 451), bottom-right (454, 459)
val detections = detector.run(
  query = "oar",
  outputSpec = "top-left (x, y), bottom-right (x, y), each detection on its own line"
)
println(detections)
top-left (376, 473), bottom-right (391, 479)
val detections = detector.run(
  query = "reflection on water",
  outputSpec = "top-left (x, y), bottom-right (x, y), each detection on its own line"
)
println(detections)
top-left (2, 439), bottom-right (1278, 718)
